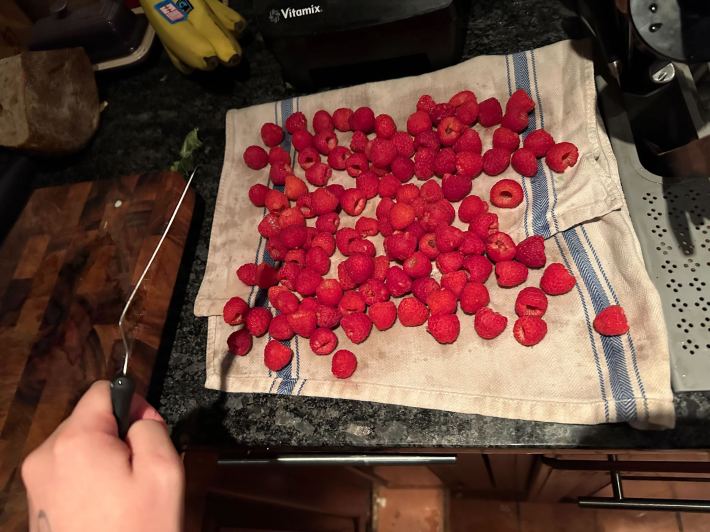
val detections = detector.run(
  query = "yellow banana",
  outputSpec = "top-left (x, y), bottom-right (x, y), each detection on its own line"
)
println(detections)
top-left (140, 0), bottom-right (218, 70)
top-left (185, 0), bottom-right (241, 66)
top-left (204, 0), bottom-right (247, 37)
top-left (164, 45), bottom-right (194, 75)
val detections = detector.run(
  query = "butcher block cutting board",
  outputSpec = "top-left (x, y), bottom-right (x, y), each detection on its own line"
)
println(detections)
top-left (0, 171), bottom-right (194, 531)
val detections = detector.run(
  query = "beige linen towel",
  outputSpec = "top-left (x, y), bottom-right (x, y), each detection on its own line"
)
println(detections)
top-left (195, 40), bottom-right (675, 428)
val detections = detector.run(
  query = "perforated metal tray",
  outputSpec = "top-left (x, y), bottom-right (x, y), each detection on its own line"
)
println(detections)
top-left (598, 76), bottom-right (710, 391)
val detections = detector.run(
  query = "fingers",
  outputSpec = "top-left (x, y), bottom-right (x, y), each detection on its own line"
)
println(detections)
top-left (125, 419), bottom-right (183, 480)
top-left (129, 393), bottom-right (166, 425)
top-left (65, 380), bottom-right (118, 436)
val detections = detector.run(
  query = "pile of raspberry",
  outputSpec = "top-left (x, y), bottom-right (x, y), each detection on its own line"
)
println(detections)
top-left (224, 89), bottom-right (628, 380)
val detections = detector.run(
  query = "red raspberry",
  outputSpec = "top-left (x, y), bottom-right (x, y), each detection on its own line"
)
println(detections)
top-left (273, 290), bottom-right (299, 314)
top-left (449, 90), bottom-right (476, 108)
top-left (419, 180), bottom-right (442, 203)
top-left (237, 263), bottom-right (257, 286)
top-left (412, 277), bottom-right (440, 303)
top-left (593, 305), bottom-right (630, 336)
top-left (352, 217), bottom-right (376, 238)
top-left (369, 137), bottom-right (397, 168)
top-left (442, 173), bottom-right (473, 202)
top-left (407, 111), bottom-right (433, 136)
top-left (297, 146), bottom-right (320, 170)
top-left (336, 261), bottom-right (355, 292)
top-left (501, 109), bottom-right (529, 133)
top-left (296, 194), bottom-right (315, 219)
top-left (227, 328), bottom-right (252, 356)
top-left (261, 122), bottom-right (284, 147)
top-left (441, 270), bottom-right (468, 297)
top-left (223, 296), bottom-right (249, 325)
top-left (334, 227), bottom-right (359, 255)
top-left (545, 142), bottom-right (579, 173)
top-left (414, 147), bottom-right (436, 180)
top-left (333, 107), bottom-right (353, 131)
top-left (427, 313), bottom-right (460, 344)
top-left (327, 145), bottom-right (351, 170)
top-left (295, 268), bottom-right (322, 296)
top-left (418, 232), bottom-right (439, 259)
top-left (396, 183), bottom-right (420, 204)
top-left (368, 300), bottom-right (397, 331)
top-left (285, 111), bottom-right (307, 134)
top-left (436, 251), bottom-right (464, 273)
top-left (317, 304), bottom-right (342, 329)
top-left (373, 113), bottom-right (395, 139)
top-left (417, 94), bottom-right (436, 113)
top-left (392, 131), bottom-right (415, 157)
top-left (349, 237), bottom-right (376, 257)
top-left (341, 312), bottom-right (372, 344)
top-left (284, 249), bottom-right (306, 267)
top-left (453, 129), bottom-right (482, 155)
top-left (414, 130), bottom-right (440, 150)
top-left (355, 172), bottom-right (380, 200)
top-left (459, 231), bottom-right (486, 255)
top-left (316, 278), bottom-right (343, 306)
top-left (358, 278), bottom-right (389, 305)
top-left (511, 148), bottom-right (538, 177)
top-left (482, 148), bottom-right (511, 176)
top-left (310, 327), bottom-right (338, 355)
top-left (269, 163), bottom-right (292, 186)
top-left (456, 152), bottom-right (483, 179)
top-left (515, 235), bottom-right (547, 269)
top-left (373, 255), bottom-right (390, 281)
top-left (312, 109), bottom-right (333, 133)
top-left (490, 179), bottom-right (524, 209)
top-left (306, 162), bottom-right (332, 187)
top-left (243, 145), bottom-right (269, 169)
top-left (492, 127), bottom-right (520, 152)
top-left (344, 253), bottom-right (375, 285)
top-left (469, 212), bottom-right (499, 239)
top-left (378, 219), bottom-right (394, 236)
top-left (267, 285), bottom-right (288, 307)
top-left (426, 288), bottom-right (457, 315)
top-left (398, 296), bottom-right (429, 326)
top-left (340, 188), bottom-right (366, 216)
top-left (269, 146), bottom-right (291, 166)
top-left (282, 178), bottom-right (305, 203)
top-left (384, 232), bottom-right (417, 261)
top-left (495, 260), bottom-right (528, 288)
top-left (403, 251), bottom-right (433, 279)
top-left (264, 340), bottom-right (293, 371)
top-left (338, 290), bottom-right (366, 315)
top-left (474, 307), bottom-right (507, 339)
top-left (435, 225), bottom-right (464, 252)
top-left (277, 263), bottom-right (299, 290)
top-left (463, 255), bottom-right (493, 283)
top-left (287, 307), bottom-right (317, 338)
top-left (460, 282), bottom-right (490, 314)
top-left (266, 236), bottom-right (287, 261)
top-left (385, 266), bottom-right (412, 297)
top-left (311, 188), bottom-right (339, 216)
top-left (281, 225), bottom-right (308, 249)
top-left (269, 313), bottom-right (294, 340)
top-left (524, 129), bottom-right (555, 157)
top-left (311, 231), bottom-right (336, 256)
top-left (486, 232), bottom-right (517, 262)
top-left (513, 316), bottom-right (547, 346)
top-left (326, 184), bottom-right (345, 200)
top-left (456, 101), bottom-right (479, 126)
top-left (300, 296), bottom-right (319, 313)
top-left (264, 189), bottom-right (288, 214)
top-left (430, 102), bottom-right (455, 125)
top-left (315, 212), bottom-right (340, 234)
top-left (378, 174), bottom-right (400, 198)
top-left (478, 97), bottom-right (503, 127)
top-left (390, 156), bottom-right (415, 183)
top-left (248, 184), bottom-right (269, 207)
top-left (437, 116), bottom-right (465, 146)
top-left (291, 129), bottom-right (313, 151)
top-left (305, 247), bottom-right (330, 275)
top-left (458, 195), bottom-right (487, 223)
top-left (346, 152), bottom-right (369, 177)
top-left (279, 207), bottom-right (306, 230)
top-left (350, 130), bottom-right (368, 152)
top-left (434, 148), bottom-right (456, 176)
top-left (389, 202), bottom-right (415, 230)
top-left (540, 263), bottom-right (576, 295)
top-left (350, 106), bottom-right (375, 133)
top-left (421, 199), bottom-right (455, 231)
top-left (256, 263), bottom-right (279, 288)
top-left (332, 349), bottom-right (357, 379)
top-left (515, 287), bottom-right (548, 317)
top-left (507, 89), bottom-right (535, 113)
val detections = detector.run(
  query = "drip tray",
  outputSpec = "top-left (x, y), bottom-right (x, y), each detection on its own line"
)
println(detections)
top-left (598, 76), bottom-right (710, 391)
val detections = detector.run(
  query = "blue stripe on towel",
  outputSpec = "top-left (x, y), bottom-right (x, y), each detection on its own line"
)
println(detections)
top-left (508, 53), bottom-right (531, 239)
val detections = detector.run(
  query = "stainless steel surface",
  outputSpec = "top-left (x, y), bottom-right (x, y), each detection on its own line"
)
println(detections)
top-left (649, 61), bottom-right (675, 84)
top-left (217, 455), bottom-right (457, 466)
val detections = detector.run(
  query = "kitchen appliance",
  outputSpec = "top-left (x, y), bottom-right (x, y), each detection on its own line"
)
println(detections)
top-left (255, 0), bottom-right (471, 88)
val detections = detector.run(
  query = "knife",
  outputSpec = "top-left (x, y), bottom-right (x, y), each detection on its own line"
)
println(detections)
top-left (111, 169), bottom-right (196, 439)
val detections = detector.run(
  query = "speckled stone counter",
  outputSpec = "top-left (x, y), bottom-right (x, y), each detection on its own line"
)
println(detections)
top-left (29, 0), bottom-right (710, 450)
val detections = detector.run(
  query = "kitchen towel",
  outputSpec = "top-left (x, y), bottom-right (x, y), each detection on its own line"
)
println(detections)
top-left (195, 39), bottom-right (675, 428)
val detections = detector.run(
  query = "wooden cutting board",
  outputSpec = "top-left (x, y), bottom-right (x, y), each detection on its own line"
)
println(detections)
top-left (0, 171), bottom-right (195, 531)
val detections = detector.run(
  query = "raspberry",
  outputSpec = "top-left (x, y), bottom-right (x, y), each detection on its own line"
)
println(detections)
top-left (326, 184), bottom-right (345, 200)
top-left (430, 102), bottom-right (455, 125)
top-left (384, 232), bottom-right (417, 261)
top-left (315, 278), bottom-right (343, 307)
top-left (223, 296), bottom-right (249, 325)
top-left (282, 177), bottom-right (305, 203)
top-left (482, 148), bottom-right (511, 176)
top-left (350, 106), bottom-right (376, 133)
top-left (280, 225), bottom-right (308, 249)
top-left (243, 145), bottom-right (269, 170)
top-left (396, 184), bottom-right (420, 204)
top-left (349, 238), bottom-right (376, 256)
top-left (317, 304), bottom-right (342, 329)
top-left (273, 289), bottom-right (299, 314)
top-left (421, 200), bottom-right (455, 232)
top-left (459, 231), bottom-right (486, 255)
top-left (593, 305), bottom-right (630, 336)
top-left (385, 266), bottom-right (412, 297)
top-left (378, 174), bottom-right (400, 198)
top-left (501, 109), bottom-right (529, 133)
top-left (437, 116), bottom-right (465, 146)
top-left (325, 146), bottom-right (349, 170)
top-left (389, 202), bottom-right (416, 230)
top-left (356, 172), bottom-right (379, 200)
top-left (390, 156), bottom-right (414, 183)
top-left (346, 152), bottom-right (370, 177)
top-left (310, 327), bottom-right (338, 355)
top-left (352, 217), bottom-right (376, 238)
top-left (311, 109), bottom-right (333, 133)
top-left (513, 316), bottom-right (548, 346)
top-left (435, 225), bottom-right (464, 252)
top-left (227, 328), bottom-right (252, 356)
top-left (478, 97), bottom-right (503, 127)
top-left (279, 208), bottom-right (306, 231)
top-left (414, 147), bottom-right (436, 180)
top-left (295, 268), bottom-right (322, 296)
top-left (311, 188), bottom-right (339, 215)
top-left (511, 148), bottom-right (538, 177)
top-left (358, 278), bottom-right (389, 305)
top-left (474, 307), bottom-right (508, 339)
top-left (269, 146), bottom-right (291, 166)
top-left (333, 107), bottom-right (353, 131)
top-left (455, 151), bottom-right (483, 179)
top-left (291, 129), bottom-right (313, 151)
top-left (287, 308), bottom-right (317, 337)
top-left (408, 276), bottom-right (436, 301)
top-left (237, 263), bottom-right (257, 286)
top-left (507, 89), bottom-right (535, 113)
top-left (449, 90), bottom-right (477, 108)
top-left (368, 300), bottom-right (397, 331)
top-left (373, 255), bottom-right (390, 281)
top-left (486, 232), bottom-right (517, 262)
top-left (340, 188), bottom-right (366, 216)
top-left (469, 212), bottom-right (499, 239)
top-left (426, 288), bottom-right (457, 315)
top-left (436, 251), bottom-right (464, 273)
top-left (285, 111), bottom-right (307, 134)
top-left (495, 260), bottom-right (528, 288)
top-left (458, 195), bottom-right (487, 224)
top-left (332, 349), bottom-right (357, 379)
top-left (492, 127), bottom-right (520, 152)
top-left (427, 313), bottom-right (460, 344)
top-left (305, 162), bottom-right (332, 187)
top-left (266, 236), bottom-right (287, 261)
top-left (277, 263), bottom-right (299, 290)
top-left (415, 233), bottom-right (437, 260)
top-left (284, 249), bottom-right (305, 267)
top-left (297, 147), bottom-right (320, 171)
top-left (269, 163), bottom-right (291, 186)
top-left (268, 285), bottom-right (289, 307)
top-left (300, 297), bottom-right (318, 312)
top-left (453, 129), bottom-right (482, 155)
top-left (315, 212), bottom-right (339, 234)
top-left (398, 296), bottom-right (429, 326)
top-left (341, 312), bottom-right (372, 344)
top-left (417, 94), bottom-right (436, 113)
top-left (463, 255), bottom-right (493, 283)
top-left (403, 251), bottom-right (433, 279)
top-left (305, 246), bottom-right (330, 275)
top-left (418, 181), bottom-right (441, 204)
top-left (456, 101), bottom-right (479, 126)
top-left (515, 235), bottom-right (546, 269)
top-left (370, 137), bottom-right (397, 168)
top-left (255, 263), bottom-right (279, 288)
top-left (338, 290), bottom-right (366, 315)
top-left (269, 314), bottom-right (294, 340)
top-left (378, 219), bottom-right (394, 237)
top-left (414, 130), bottom-right (440, 150)
top-left (350, 130), bottom-right (369, 152)
top-left (264, 340), bottom-right (293, 371)
top-left (371, 113), bottom-right (395, 138)
top-left (434, 148), bottom-right (456, 176)
top-left (377, 197), bottom-right (395, 220)
top-left (261, 122), bottom-right (284, 147)
top-left (392, 131), bottom-right (415, 157)
top-left (407, 111), bottom-right (433, 135)
top-left (442, 173), bottom-right (473, 202)
top-left (460, 282), bottom-right (490, 315)
top-left (311, 231), bottom-right (336, 256)
top-left (296, 194), bottom-right (315, 219)
top-left (524, 129), bottom-right (555, 157)
top-left (545, 142), bottom-right (579, 173)
top-left (344, 253), bottom-right (375, 285)
top-left (263, 189), bottom-right (288, 214)
top-left (490, 179), bottom-right (524, 209)
top-left (248, 184), bottom-right (269, 207)
top-left (441, 270), bottom-right (468, 297)
top-left (515, 287), bottom-right (548, 317)
top-left (540, 263), bottom-right (576, 295)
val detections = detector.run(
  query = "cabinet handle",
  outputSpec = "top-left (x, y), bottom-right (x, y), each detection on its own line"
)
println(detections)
top-left (217, 454), bottom-right (457, 466)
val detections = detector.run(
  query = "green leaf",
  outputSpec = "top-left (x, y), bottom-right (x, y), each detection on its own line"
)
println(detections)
top-left (170, 128), bottom-right (203, 175)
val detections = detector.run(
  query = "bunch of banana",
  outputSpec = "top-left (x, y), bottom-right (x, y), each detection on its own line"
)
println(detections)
top-left (140, 0), bottom-right (246, 74)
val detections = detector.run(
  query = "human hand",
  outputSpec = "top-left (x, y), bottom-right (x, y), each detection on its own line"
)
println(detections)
top-left (22, 380), bottom-right (184, 532)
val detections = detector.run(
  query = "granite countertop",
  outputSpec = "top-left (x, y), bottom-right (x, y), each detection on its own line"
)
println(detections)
top-left (30, 0), bottom-right (710, 450)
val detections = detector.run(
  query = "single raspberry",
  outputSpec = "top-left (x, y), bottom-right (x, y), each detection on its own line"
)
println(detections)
top-left (269, 314), bottom-right (294, 340)
top-left (418, 181), bottom-right (441, 204)
top-left (414, 130), bottom-right (440, 150)
top-left (264, 189), bottom-right (288, 214)
top-left (256, 263), bottom-right (279, 288)
top-left (309, 327), bottom-right (338, 355)
top-left (248, 184), bottom-right (269, 207)
top-left (282, 177), bottom-right (305, 203)
top-left (407, 111), bottom-right (433, 135)
top-left (243, 145), bottom-right (269, 170)
top-left (456, 101), bottom-right (479, 126)
top-left (469, 212), bottom-right (499, 239)
top-left (507, 89), bottom-right (535, 113)
top-left (478, 97), bottom-right (503, 127)
top-left (305, 162), bottom-right (332, 187)
top-left (352, 217), bottom-right (376, 238)
top-left (442, 173), bottom-right (473, 202)
top-left (515, 235), bottom-right (546, 269)
top-left (482, 148), bottom-right (511, 176)
top-left (358, 278), bottom-right (389, 305)
top-left (389, 202), bottom-right (416, 230)
top-left (237, 263), bottom-right (257, 286)
top-left (403, 251), bottom-right (433, 279)
top-left (277, 263), bottom-right (299, 290)
top-left (336, 229), bottom-right (360, 257)
top-left (384, 232), bottom-right (417, 261)
top-left (285, 111), bottom-right (307, 134)
top-left (311, 109), bottom-right (333, 133)
top-left (317, 303), bottom-right (342, 329)
top-left (269, 146), bottom-right (291, 167)
top-left (453, 129), bottom-right (482, 156)
top-left (227, 328), bottom-right (252, 356)
top-left (280, 225), bottom-right (308, 249)
top-left (486, 232), bottom-right (517, 262)
top-left (398, 296), bottom-right (429, 326)
top-left (492, 127), bottom-right (519, 153)
top-left (316, 278), bottom-right (343, 307)
top-left (421, 199), bottom-right (455, 231)
top-left (372, 113), bottom-right (395, 139)
top-left (434, 148), bottom-right (456, 176)
top-left (396, 183), bottom-right (420, 204)
top-left (315, 212), bottom-right (340, 234)
top-left (279, 208), bottom-right (306, 230)
top-left (332, 349), bottom-right (357, 379)
top-left (273, 289), bottom-right (300, 314)
top-left (463, 255), bottom-right (493, 283)
top-left (300, 296), bottom-right (319, 312)
top-left (325, 146), bottom-right (349, 171)
top-left (269, 163), bottom-right (291, 186)
top-left (291, 129), bottom-right (313, 151)
top-left (460, 282), bottom-right (490, 315)
top-left (348, 237), bottom-right (376, 257)
top-left (355, 172), bottom-right (379, 200)
top-left (385, 266), bottom-right (412, 297)
top-left (474, 307), bottom-right (508, 339)
top-left (344, 253), bottom-right (375, 285)
top-left (427, 313), bottom-right (460, 344)
top-left (378, 219), bottom-right (394, 236)
top-left (333, 107), bottom-right (353, 131)
top-left (311, 188), bottom-right (339, 216)
top-left (297, 147), bottom-right (320, 171)
top-left (524, 129), bottom-right (555, 157)
top-left (266, 236), bottom-right (287, 261)
top-left (515, 287), bottom-right (548, 318)
top-left (501, 109), bottom-right (529, 133)
top-left (287, 308), bottom-right (317, 338)
top-left (545, 142), bottom-right (579, 173)
top-left (426, 288), bottom-right (457, 315)
top-left (268, 285), bottom-right (289, 307)
top-left (367, 300), bottom-right (397, 331)
top-left (264, 340), bottom-right (293, 371)
top-left (295, 268), bottom-right (322, 296)
top-left (350, 130), bottom-right (369, 152)
top-left (490, 179), bottom-right (524, 209)
top-left (458, 195), bottom-right (487, 224)
top-left (410, 276), bottom-right (438, 302)
top-left (414, 147), bottom-right (436, 180)
top-left (326, 184), bottom-right (345, 200)
top-left (391, 131), bottom-right (415, 158)
top-left (373, 255), bottom-right (390, 281)
top-left (389, 156), bottom-right (414, 183)
top-left (346, 152), bottom-right (370, 177)
top-left (369, 137), bottom-right (397, 168)
top-left (495, 260), bottom-right (528, 288)
top-left (341, 312), bottom-right (372, 344)
top-left (338, 290), bottom-right (367, 315)
top-left (350, 106), bottom-right (376, 133)
top-left (459, 231), bottom-right (486, 255)
top-left (378, 174), bottom-right (400, 198)
top-left (593, 305), bottom-right (630, 336)
top-left (437, 116), bottom-right (465, 146)
top-left (418, 233), bottom-right (439, 260)
top-left (455, 151), bottom-right (483, 179)
top-left (260, 122), bottom-right (284, 147)
top-left (305, 246), bottom-right (330, 275)
top-left (223, 296), bottom-right (249, 325)
top-left (340, 188), bottom-right (366, 217)
top-left (449, 90), bottom-right (477, 108)
top-left (376, 197), bottom-right (395, 220)
top-left (311, 231), bottom-right (336, 256)
top-left (284, 249), bottom-right (305, 267)
top-left (511, 148), bottom-right (538, 177)
top-left (435, 225), bottom-right (464, 252)
top-left (436, 251), bottom-right (464, 274)
top-left (296, 194), bottom-right (315, 219)
top-left (540, 263), bottom-right (576, 295)
top-left (429, 102), bottom-right (455, 125)
top-left (417, 94), bottom-right (436, 113)
top-left (513, 316), bottom-right (548, 346)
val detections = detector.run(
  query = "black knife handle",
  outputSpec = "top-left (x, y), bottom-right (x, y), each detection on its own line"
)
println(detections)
top-left (110, 374), bottom-right (135, 439)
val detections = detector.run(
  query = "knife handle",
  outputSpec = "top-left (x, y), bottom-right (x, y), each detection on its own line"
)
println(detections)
top-left (110, 374), bottom-right (135, 439)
